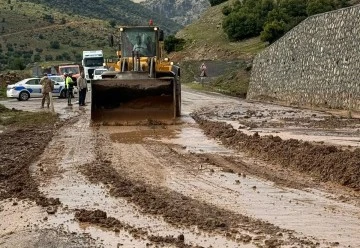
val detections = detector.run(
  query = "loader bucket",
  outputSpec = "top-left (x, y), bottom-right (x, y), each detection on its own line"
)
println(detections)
top-left (91, 72), bottom-right (177, 125)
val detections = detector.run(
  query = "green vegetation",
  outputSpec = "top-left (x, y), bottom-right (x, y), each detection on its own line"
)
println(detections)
top-left (210, 67), bottom-right (250, 97)
top-left (179, 60), bottom-right (250, 97)
top-left (222, 0), bottom-right (350, 43)
top-left (22, 0), bottom-right (181, 34)
top-left (0, 85), bottom-right (6, 99)
top-left (164, 35), bottom-right (186, 53)
top-left (0, 104), bottom-right (58, 127)
top-left (176, 2), bottom-right (266, 61)
top-left (0, 0), bottom-right (182, 72)
top-left (209, 0), bottom-right (228, 6)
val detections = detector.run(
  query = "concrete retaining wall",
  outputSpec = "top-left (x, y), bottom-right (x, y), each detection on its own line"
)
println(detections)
top-left (247, 5), bottom-right (360, 110)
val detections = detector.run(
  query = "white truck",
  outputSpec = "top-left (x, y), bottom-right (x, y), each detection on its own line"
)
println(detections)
top-left (82, 50), bottom-right (105, 82)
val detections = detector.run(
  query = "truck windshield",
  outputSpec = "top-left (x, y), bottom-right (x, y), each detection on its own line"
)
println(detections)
top-left (84, 58), bottom-right (104, 67)
top-left (121, 29), bottom-right (156, 57)
top-left (59, 67), bottom-right (80, 74)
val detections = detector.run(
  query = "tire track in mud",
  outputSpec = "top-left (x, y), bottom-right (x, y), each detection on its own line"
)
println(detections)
top-left (79, 131), bottom-right (322, 247)
top-left (75, 209), bottom-right (201, 248)
top-left (192, 114), bottom-right (360, 191)
top-left (31, 117), bottom-right (243, 247)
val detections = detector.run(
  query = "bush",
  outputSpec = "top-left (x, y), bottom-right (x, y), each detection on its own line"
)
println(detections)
top-left (260, 20), bottom-right (287, 43)
top-left (306, 0), bottom-right (335, 15)
top-left (50, 40), bottom-right (60, 49)
top-left (8, 58), bottom-right (26, 70)
top-left (45, 54), bottom-right (53, 61)
top-left (222, 5), bottom-right (232, 16)
top-left (33, 53), bottom-right (41, 62)
top-left (164, 35), bottom-right (186, 53)
top-left (209, 0), bottom-right (228, 7)
top-left (223, 11), bottom-right (260, 41)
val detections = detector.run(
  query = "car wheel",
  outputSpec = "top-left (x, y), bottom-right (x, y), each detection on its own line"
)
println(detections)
top-left (18, 91), bottom-right (30, 101)
top-left (60, 90), bottom-right (66, 98)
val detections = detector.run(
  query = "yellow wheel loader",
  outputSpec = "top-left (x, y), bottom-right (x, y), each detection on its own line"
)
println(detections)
top-left (91, 26), bottom-right (181, 125)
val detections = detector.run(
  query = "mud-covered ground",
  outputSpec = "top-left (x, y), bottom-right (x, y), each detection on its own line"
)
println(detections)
top-left (1, 88), bottom-right (360, 247)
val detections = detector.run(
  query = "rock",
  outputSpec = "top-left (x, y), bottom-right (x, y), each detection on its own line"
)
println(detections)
top-left (46, 206), bottom-right (57, 214)
top-left (177, 234), bottom-right (185, 242)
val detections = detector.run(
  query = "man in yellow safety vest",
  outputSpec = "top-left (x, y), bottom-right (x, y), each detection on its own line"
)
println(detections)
top-left (65, 73), bottom-right (74, 106)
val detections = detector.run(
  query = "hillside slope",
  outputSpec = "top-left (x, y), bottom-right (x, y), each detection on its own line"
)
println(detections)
top-left (21, 0), bottom-right (182, 33)
top-left (140, 0), bottom-right (210, 25)
top-left (172, 1), bottom-right (265, 61)
top-left (0, 0), bottom-right (116, 69)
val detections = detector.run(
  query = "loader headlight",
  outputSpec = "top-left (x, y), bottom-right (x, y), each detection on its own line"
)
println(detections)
top-left (120, 27), bottom-right (124, 32)
top-left (164, 58), bottom-right (170, 62)
top-left (170, 62), bottom-right (174, 65)
top-left (154, 27), bottom-right (158, 31)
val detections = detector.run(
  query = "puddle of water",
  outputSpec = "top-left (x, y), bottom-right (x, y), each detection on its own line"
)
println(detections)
top-left (165, 168), bottom-right (360, 247)
top-left (110, 128), bottom-right (178, 144)
top-left (109, 126), bottom-right (230, 154)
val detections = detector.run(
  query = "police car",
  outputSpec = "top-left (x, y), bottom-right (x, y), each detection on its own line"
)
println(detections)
top-left (6, 76), bottom-right (68, 101)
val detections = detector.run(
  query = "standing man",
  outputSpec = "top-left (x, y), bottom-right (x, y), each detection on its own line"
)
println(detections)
top-left (77, 72), bottom-right (87, 106)
top-left (40, 73), bottom-right (54, 108)
top-left (65, 72), bottom-right (74, 106)
top-left (199, 62), bottom-right (207, 86)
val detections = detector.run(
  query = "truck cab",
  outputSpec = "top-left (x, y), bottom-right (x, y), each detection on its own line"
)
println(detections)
top-left (82, 50), bottom-right (104, 82)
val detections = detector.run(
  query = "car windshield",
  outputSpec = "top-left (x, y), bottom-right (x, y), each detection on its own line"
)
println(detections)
top-left (95, 70), bottom-right (107, 75)
top-left (49, 76), bottom-right (64, 82)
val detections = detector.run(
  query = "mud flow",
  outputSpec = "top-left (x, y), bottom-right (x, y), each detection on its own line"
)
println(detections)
top-left (1, 87), bottom-right (360, 247)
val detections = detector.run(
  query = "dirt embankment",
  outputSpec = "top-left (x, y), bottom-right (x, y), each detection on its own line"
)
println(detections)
top-left (0, 72), bottom-right (25, 87)
top-left (0, 118), bottom-right (61, 206)
top-left (192, 114), bottom-right (360, 191)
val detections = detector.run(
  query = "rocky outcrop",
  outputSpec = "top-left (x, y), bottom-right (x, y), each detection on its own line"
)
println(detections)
top-left (140, 0), bottom-right (210, 25)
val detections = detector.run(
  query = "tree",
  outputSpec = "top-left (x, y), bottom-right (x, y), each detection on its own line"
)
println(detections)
top-left (260, 20), bottom-right (287, 43)
top-left (223, 11), bottom-right (259, 41)
top-left (164, 35), bottom-right (185, 53)
top-left (280, 0), bottom-right (307, 17)
top-left (8, 57), bottom-right (26, 70)
top-left (306, 0), bottom-right (335, 16)
top-left (109, 19), bottom-right (116, 28)
top-left (33, 53), bottom-right (41, 62)
top-left (50, 41), bottom-right (60, 49)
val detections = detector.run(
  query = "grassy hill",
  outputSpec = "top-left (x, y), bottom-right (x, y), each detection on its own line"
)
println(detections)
top-left (22, 0), bottom-right (182, 34)
top-left (0, 0), bottom-right (182, 73)
top-left (172, 1), bottom-right (266, 62)
top-left (171, 1), bottom-right (265, 97)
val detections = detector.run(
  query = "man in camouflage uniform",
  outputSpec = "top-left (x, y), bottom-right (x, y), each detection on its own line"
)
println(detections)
top-left (40, 73), bottom-right (54, 108)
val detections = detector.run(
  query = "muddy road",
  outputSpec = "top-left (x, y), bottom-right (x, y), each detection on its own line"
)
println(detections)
top-left (1, 87), bottom-right (360, 247)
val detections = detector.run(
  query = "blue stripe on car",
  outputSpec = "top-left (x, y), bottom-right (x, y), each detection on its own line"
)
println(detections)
top-left (14, 86), bottom-right (25, 91)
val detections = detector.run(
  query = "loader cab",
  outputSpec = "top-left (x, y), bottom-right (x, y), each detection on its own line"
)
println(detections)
top-left (119, 26), bottom-right (160, 58)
